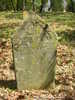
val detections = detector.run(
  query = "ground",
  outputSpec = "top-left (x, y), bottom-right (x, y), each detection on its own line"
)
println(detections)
top-left (0, 11), bottom-right (75, 100)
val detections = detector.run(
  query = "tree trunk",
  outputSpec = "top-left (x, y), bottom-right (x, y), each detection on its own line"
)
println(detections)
top-left (40, 0), bottom-right (51, 12)
top-left (32, 0), bottom-right (35, 11)
top-left (10, 0), bottom-right (16, 11)
top-left (17, 0), bottom-right (23, 10)
top-left (23, 0), bottom-right (26, 10)
top-left (62, 0), bottom-right (67, 12)
top-left (72, 0), bottom-right (75, 12)
top-left (67, 0), bottom-right (74, 12)
top-left (71, 0), bottom-right (75, 12)
top-left (51, 0), bottom-right (64, 11)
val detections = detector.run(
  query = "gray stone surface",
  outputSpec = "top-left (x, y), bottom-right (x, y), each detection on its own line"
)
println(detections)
top-left (12, 13), bottom-right (57, 90)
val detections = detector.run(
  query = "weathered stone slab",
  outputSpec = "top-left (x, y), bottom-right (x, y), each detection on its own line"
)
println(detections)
top-left (12, 12), bottom-right (57, 90)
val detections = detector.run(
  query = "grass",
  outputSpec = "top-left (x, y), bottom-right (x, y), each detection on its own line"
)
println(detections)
top-left (40, 12), bottom-right (75, 45)
top-left (0, 11), bottom-right (23, 38)
top-left (0, 11), bottom-right (23, 19)
top-left (41, 12), bottom-right (75, 28)
top-left (0, 11), bottom-right (75, 44)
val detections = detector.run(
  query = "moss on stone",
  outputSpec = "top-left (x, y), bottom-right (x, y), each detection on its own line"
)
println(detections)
top-left (12, 12), bottom-right (57, 90)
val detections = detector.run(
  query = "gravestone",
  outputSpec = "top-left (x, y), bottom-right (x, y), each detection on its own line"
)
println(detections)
top-left (12, 12), bottom-right (57, 90)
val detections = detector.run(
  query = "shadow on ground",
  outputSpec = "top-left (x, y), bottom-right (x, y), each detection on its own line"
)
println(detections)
top-left (57, 30), bottom-right (75, 46)
top-left (0, 80), bottom-right (17, 89)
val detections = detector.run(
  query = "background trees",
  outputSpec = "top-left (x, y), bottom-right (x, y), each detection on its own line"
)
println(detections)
top-left (0, 0), bottom-right (75, 12)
